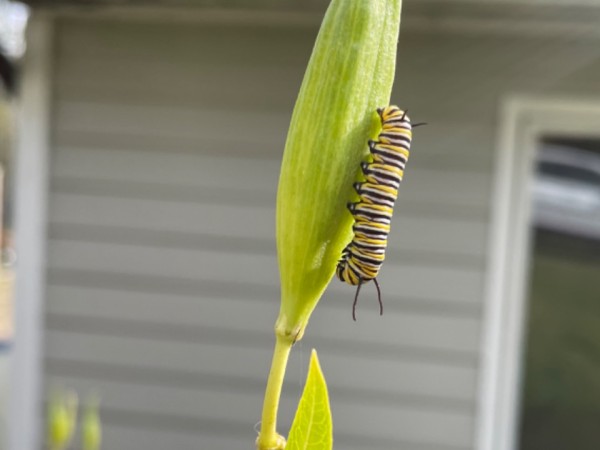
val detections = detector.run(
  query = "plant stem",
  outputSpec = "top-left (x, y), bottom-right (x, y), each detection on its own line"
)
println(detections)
top-left (256, 334), bottom-right (293, 450)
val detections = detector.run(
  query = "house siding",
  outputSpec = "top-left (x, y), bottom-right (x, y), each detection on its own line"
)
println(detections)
top-left (39, 16), bottom-right (600, 450)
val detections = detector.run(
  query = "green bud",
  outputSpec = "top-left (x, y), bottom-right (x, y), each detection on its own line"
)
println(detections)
top-left (276, 0), bottom-right (403, 340)
top-left (82, 395), bottom-right (102, 450)
top-left (47, 389), bottom-right (78, 450)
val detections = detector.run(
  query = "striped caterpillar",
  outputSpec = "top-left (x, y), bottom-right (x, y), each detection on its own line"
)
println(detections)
top-left (336, 105), bottom-right (417, 320)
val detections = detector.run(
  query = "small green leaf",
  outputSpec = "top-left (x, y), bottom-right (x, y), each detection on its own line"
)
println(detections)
top-left (286, 350), bottom-right (332, 450)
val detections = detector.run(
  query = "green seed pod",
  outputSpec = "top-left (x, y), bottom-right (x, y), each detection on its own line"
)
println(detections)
top-left (275, 0), bottom-right (403, 341)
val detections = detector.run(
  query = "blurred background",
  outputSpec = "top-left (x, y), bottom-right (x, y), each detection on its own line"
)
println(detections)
top-left (1, 0), bottom-right (599, 449)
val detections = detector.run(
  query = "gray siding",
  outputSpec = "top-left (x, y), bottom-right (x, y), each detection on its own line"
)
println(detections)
top-left (41, 15), bottom-right (600, 450)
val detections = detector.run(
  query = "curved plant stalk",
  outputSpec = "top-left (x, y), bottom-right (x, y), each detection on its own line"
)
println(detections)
top-left (257, 0), bottom-right (403, 448)
top-left (257, 335), bottom-right (293, 450)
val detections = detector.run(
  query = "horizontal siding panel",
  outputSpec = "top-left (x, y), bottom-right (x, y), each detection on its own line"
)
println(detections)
top-left (50, 179), bottom-right (275, 207)
top-left (46, 240), bottom-right (484, 303)
top-left (51, 146), bottom-right (491, 209)
top-left (48, 194), bottom-right (487, 258)
top-left (44, 331), bottom-right (477, 402)
top-left (45, 286), bottom-right (481, 353)
top-left (56, 22), bottom-right (314, 67)
top-left (55, 49), bottom-right (305, 81)
top-left (53, 149), bottom-right (282, 192)
top-left (55, 55), bottom-right (308, 88)
top-left (46, 239), bottom-right (276, 287)
top-left (55, 102), bottom-right (290, 148)
top-left (55, 58), bottom-right (302, 112)
top-left (45, 374), bottom-right (473, 448)
top-left (49, 194), bottom-right (275, 237)
top-left (54, 128), bottom-right (287, 159)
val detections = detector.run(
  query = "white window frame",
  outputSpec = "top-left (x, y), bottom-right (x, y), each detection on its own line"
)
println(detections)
top-left (476, 95), bottom-right (600, 450)
top-left (9, 14), bottom-right (54, 450)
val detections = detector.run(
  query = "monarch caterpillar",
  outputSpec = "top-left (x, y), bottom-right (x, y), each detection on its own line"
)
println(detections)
top-left (336, 105), bottom-right (417, 320)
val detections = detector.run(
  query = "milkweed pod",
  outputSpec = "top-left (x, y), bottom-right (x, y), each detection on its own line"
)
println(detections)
top-left (276, 0), bottom-right (403, 341)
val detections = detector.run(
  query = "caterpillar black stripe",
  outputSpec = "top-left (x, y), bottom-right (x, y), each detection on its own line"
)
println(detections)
top-left (336, 105), bottom-right (415, 321)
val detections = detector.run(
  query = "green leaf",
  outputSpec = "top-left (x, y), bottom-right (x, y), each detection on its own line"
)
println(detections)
top-left (286, 350), bottom-right (333, 450)
top-left (275, 0), bottom-right (403, 341)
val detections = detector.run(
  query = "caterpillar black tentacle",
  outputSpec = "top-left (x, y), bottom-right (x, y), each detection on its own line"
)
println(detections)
top-left (337, 105), bottom-right (414, 321)
top-left (373, 278), bottom-right (383, 316)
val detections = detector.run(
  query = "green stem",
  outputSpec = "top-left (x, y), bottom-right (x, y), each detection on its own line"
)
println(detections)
top-left (256, 334), bottom-right (293, 450)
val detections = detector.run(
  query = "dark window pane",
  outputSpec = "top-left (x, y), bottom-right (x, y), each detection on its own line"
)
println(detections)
top-left (538, 162), bottom-right (600, 185)
top-left (519, 139), bottom-right (600, 450)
